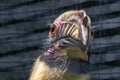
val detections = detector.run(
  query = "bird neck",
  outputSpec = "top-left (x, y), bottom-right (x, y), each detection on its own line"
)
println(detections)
top-left (46, 47), bottom-right (88, 61)
top-left (62, 47), bottom-right (88, 61)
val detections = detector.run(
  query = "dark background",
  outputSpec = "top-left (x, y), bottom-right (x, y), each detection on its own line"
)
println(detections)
top-left (0, 0), bottom-right (120, 80)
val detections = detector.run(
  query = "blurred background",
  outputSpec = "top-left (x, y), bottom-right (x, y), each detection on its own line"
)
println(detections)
top-left (0, 0), bottom-right (120, 80)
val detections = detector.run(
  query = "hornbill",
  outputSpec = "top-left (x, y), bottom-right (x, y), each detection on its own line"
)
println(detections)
top-left (29, 10), bottom-right (94, 80)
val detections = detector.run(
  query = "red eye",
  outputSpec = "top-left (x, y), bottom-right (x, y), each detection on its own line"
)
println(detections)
top-left (49, 24), bottom-right (57, 36)
top-left (50, 26), bottom-right (55, 32)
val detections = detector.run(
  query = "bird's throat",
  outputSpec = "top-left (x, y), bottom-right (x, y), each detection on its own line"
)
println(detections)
top-left (46, 47), bottom-right (88, 61)
top-left (62, 47), bottom-right (88, 61)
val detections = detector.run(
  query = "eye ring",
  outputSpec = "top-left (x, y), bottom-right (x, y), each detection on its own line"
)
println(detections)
top-left (49, 24), bottom-right (57, 36)
top-left (50, 26), bottom-right (55, 32)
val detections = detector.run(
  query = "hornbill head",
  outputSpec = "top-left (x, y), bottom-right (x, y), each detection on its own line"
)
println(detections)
top-left (49, 10), bottom-right (94, 60)
top-left (29, 10), bottom-right (94, 80)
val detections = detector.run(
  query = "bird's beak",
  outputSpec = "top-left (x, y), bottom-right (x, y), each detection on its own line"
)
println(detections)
top-left (49, 15), bottom-right (94, 51)
top-left (50, 22), bottom-right (86, 50)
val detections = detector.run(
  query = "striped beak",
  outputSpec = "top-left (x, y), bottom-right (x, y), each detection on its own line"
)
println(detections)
top-left (49, 17), bottom-right (93, 51)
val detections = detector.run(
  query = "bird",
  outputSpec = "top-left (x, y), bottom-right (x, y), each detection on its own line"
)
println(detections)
top-left (29, 10), bottom-right (94, 80)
